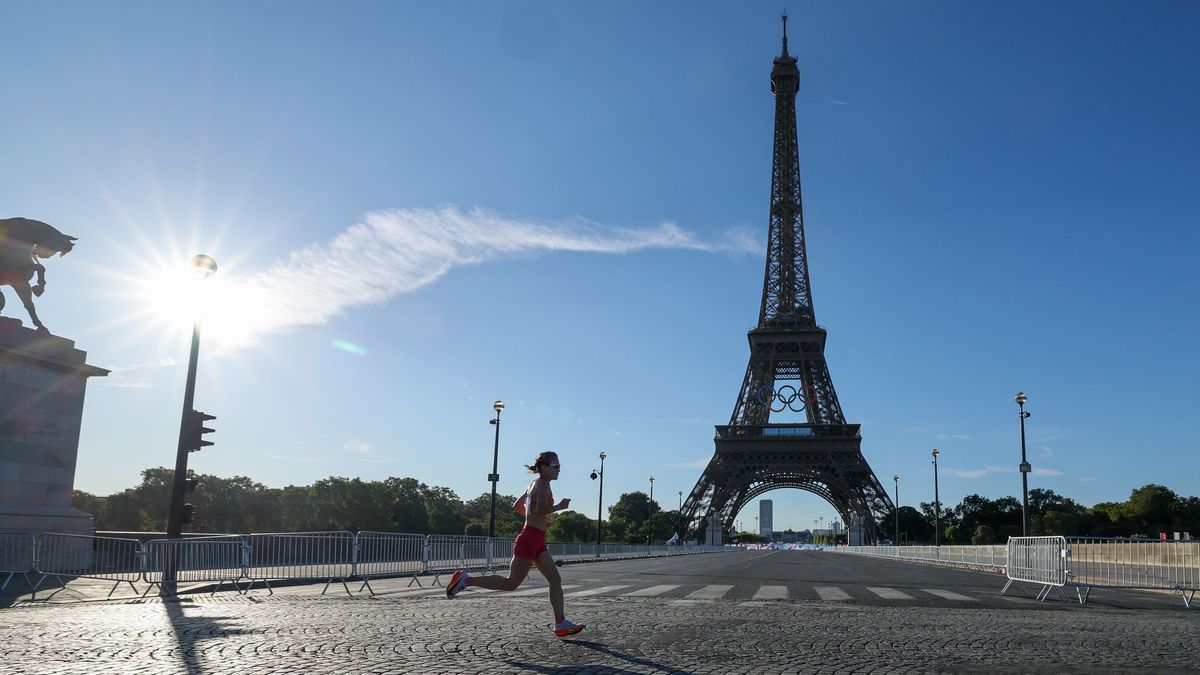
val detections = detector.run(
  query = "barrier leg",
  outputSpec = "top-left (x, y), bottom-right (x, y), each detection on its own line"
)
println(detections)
top-left (357, 577), bottom-right (375, 596)
top-left (210, 578), bottom-right (240, 596)
top-left (106, 580), bottom-right (139, 598)
top-left (407, 573), bottom-right (422, 588)
top-left (1178, 589), bottom-right (1193, 609)
top-left (1076, 586), bottom-right (1091, 605)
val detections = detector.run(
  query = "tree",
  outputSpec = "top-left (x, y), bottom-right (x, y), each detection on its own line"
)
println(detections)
top-left (384, 477), bottom-right (429, 533)
top-left (894, 506), bottom-right (930, 544)
top-left (1038, 511), bottom-right (1078, 536)
top-left (72, 490), bottom-right (106, 529)
top-left (548, 511), bottom-right (593, 543)
top-left (462, 492), bottom-right (523, 537)
top-left (608, 491), bottom-right (653, 542)
top-left (422, 485), bottom-right (466, 534)
top-left (970, 524), bottom-right (997, 545)
top-left (919, 501), bottom-right (956, 543)
top-left (1125, 484), bottom-right (1180, 535)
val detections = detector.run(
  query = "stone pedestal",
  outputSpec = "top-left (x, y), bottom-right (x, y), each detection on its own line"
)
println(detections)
top-left (848, 514), bottom-right (866, 546)
top-left (0, 317), bottom-right (108, 536)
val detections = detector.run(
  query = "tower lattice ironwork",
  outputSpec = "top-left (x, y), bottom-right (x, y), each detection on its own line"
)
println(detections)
top-left (679, 17), bottom-right (893, 544)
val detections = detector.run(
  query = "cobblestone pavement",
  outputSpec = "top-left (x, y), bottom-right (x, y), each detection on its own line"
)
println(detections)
top-left (2, 583), bottom-right (1198, 675)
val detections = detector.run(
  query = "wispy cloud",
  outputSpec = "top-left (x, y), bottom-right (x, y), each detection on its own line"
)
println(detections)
top-left (342, 441), bottom-right (371, 455)
top-left (670, 456), bottom-right (713, 470)
top-left (822, 98), bottom-right (849, 106)
top-left (934, 433), bottom-right (971, 440)
top-left (99, 357), bottom-right (178, 388)
top-left (1039, 445), bottom-right (1055, 457)
top-left (205, 206), bottom-right (757, 351)
top-left (948, 465), bottom-right (1064, 479)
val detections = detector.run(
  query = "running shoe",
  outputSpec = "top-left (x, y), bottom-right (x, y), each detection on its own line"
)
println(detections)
top-left (553, 618), bottom-right (585, 637)
top-left (446, 569), bottom-right (470, 600)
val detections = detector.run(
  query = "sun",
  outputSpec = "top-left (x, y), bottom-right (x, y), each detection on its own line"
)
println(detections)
top-left (132, 261), bottom-right (272, 354)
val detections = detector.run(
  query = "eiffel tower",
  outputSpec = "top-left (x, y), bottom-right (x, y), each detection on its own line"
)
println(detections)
top-left (679, 16), bottom-right (893, 544)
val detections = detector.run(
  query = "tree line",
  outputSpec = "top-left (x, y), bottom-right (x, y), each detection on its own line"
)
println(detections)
top-left (73, 469), bottom-right (1197, 544)
top-left (883, 485), bottom-right (1199, 545)
top-left (72, 468), bottom-right (679, 544)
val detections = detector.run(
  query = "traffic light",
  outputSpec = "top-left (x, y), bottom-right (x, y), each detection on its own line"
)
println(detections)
top-left (186, 409), bottom-right (216, 452)
top-left (182, 503), bottom-right (197, 525)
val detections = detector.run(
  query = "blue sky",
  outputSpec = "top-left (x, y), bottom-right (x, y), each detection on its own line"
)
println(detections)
top-left (3, 2), bottom-right (1197, 535)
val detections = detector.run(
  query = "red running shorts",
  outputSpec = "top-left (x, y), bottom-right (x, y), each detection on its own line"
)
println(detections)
top-left (513, 525), bottom-right (549, 561)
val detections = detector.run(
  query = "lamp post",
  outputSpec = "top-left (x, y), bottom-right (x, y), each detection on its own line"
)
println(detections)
top-left (931, 449), bottom-right (941, 547)
top-left (678, 490), bottom-right (683, 512)
top-left (590, 452), bottom-right (606, 547)
top-left (165, 254), bottom-right (217, 594)
top-left (1015, 391), bottom-right (1032, 536)
top-left (893, 474), bottom-right (900, 545)
top-left (487, 400), bottom-right (504, 538)
top-left (648, 476), bottom-right (655, 542)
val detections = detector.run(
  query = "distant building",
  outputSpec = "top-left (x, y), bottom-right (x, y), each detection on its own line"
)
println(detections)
top-left (759, 500), bottom-right (773, 537)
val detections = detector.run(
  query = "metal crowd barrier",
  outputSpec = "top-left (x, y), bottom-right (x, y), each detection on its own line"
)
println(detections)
top-left (142, 536), bottom-right (246, 597)
top-left (243, 531), bottom-right (356, 596)
top-left (0, 532), bottom-right (35, 592)
top-left (32, 533), bottom-right (144, 600)
top-left (424, 534), bottom-right (495, 584)
top-left (3, 531), bottom-right (730, 598)
top-left (1000, 536), bottom-right (1070, 602)
top-left (355, 531), bottom-right (426, 593)
top-left (829, 544), bottom-right (1007, 572)
top-left (1065, 537), bottom-right (1198, 608)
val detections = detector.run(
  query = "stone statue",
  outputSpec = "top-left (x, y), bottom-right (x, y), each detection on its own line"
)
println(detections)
top-left (0, 217), bottom-right (77, 333)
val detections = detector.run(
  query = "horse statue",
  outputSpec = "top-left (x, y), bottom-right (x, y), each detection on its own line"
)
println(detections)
top-left (0, 217), bottom-right (77, 333)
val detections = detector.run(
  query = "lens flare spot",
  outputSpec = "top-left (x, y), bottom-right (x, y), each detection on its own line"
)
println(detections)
top-left (331, 339), bottom-right (367, 356)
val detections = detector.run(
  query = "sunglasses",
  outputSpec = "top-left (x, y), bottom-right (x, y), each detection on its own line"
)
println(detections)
top-left (546, 463), bottom-right (561, 469)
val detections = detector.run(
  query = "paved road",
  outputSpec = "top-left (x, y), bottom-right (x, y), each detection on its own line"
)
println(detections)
top-left (2, 550), bottom-right (1197, 674)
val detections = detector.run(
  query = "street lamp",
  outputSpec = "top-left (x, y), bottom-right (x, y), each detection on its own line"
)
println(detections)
top-left (893, 474), bottom-right (900, 545)
top-left (167, 254), bottom-right (218, 540)
top-left (1015, 391), bottom-right (1032, 537)
top-left (165, 254), bottom-right (217, 594)
top-left (931, 449), bottom-right (941, 547)
top-left (648, 476), bottom-right (655, 542)
top-left (590, 451), bottom-right (606, 547)
top-left (487, 400), bottom-right (504, 538)
top-left (678, 490), bottom-right (683, 512)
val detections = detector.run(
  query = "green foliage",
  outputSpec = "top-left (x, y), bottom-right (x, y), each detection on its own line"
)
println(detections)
top-left (548, 510), bottom-right (594, 543)
top-left (72, 469), bottom-right (1199, 543)
top-left (970, 524), bottom-right (997, 545)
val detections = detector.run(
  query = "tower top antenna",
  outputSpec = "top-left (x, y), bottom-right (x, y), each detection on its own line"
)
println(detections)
top-left (781, 12), bottom-right (789, 57)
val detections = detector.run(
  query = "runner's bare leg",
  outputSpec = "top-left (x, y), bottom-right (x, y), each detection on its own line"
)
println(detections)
top-left (468, 556), bottom-right (533, 591)
top-left (533, 550), bottom-right (564, 620)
